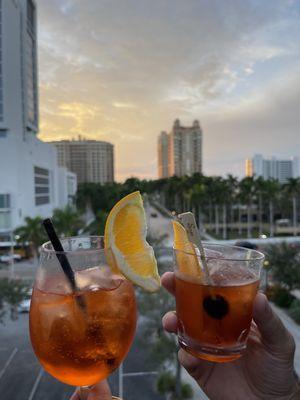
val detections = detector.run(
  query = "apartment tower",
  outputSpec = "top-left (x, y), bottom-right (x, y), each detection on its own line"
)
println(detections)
top-left (158, 119), bottom-right (203, 178)
top-left (51, 138), bottom-right (115, 184)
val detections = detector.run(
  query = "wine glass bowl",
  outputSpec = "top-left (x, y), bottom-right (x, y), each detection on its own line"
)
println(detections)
top-left (29, 236), bottom-right (137, 387)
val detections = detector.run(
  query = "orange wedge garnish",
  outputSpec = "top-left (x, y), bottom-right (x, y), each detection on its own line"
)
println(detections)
top-left (104, 191), bottom-right (160, 292)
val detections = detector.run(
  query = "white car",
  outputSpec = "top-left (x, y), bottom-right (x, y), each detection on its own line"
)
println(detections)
top-left (18, 299), bottom-right (31, 313)
top-left (0, 254), bottom-right (22, 263)
top-left (18, 288), bottom-right (32, 313)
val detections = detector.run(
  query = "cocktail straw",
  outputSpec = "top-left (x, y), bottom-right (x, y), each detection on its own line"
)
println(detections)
top-left (178, 212), bottom-right (213, 286)
top-left (42, 218), bottom-right (86, 310)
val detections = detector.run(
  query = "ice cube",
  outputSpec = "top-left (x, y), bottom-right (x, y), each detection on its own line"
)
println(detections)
top-left (76, 266), bottom-right (122, 291)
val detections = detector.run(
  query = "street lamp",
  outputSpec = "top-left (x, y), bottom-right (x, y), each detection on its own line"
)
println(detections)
top-left (263, 260), bottom-right (270, 292)
top-left (10, 229), bottom-right (15, 280)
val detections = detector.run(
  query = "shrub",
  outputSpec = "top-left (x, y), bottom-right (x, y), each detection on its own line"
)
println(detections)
top-left (157, 372), bottom-right (175, 394)
top-left (289, 299), bottom-right (300, 324)
top-left (156, 372), bottom-right (193, 399)
top-left (181, 383), bottom-right (193, 399)
top-left (266, 285), bottom-right (295, 308)
top-left (267, 243), bottom-right (300, 291)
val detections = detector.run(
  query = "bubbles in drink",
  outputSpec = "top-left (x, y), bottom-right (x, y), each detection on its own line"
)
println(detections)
top-left (209, 263), bottom-right (256, 286)
top-left (76, 266), bottom-right (123, 291)
top-left (30, 267), bottom-right (136, 386)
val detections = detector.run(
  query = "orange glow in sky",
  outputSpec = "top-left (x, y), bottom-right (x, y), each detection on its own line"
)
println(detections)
top-left (37, 0), bottom-right (300, 181)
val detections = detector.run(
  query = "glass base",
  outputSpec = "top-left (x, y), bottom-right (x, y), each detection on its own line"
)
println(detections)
top-left (79, 387), bottom-right (122, 399)
top-left (178, 334), bottom-right (246, 363)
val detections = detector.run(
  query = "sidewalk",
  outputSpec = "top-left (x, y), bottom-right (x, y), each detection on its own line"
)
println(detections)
top-left (0, 258), bottom-right (37, 283)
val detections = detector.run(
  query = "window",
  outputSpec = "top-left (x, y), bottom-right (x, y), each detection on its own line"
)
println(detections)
top-left (0, 0), bottom-right (3, 122)
top-left (0, 212), bottom-right (10, 230)
top-left (35, 196), bottom-right (50, 206)
top-left (0, 194), bottom-right (11, 230)
top-left (34, 166), bottom-right (50, 205)
top-left (34, 176), bottom-right (48, 184)
top-left (0, 129), bottom-right (6, 138)
top-left (27, 0), bottom-right (35, 34)
top-left (0, 194), bottom-right (10, 209)
top-left (26, 0), bottom-right (38, 127)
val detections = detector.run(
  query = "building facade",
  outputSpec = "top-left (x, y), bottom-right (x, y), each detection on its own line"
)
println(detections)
top-left (57, 168), bottom-right (77, 208)
top-left (157, 131), bottom-right (169, 179)
top-left (245, 154), bottom-right (300, 183)
top-left (51, 138), bottom-right (115, 184)
top-left (158, 119), bottom-right (203, 178)
top-left (0, 0), bottom-right (75, 234)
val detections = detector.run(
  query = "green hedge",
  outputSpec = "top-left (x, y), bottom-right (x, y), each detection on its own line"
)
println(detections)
top-left (266, 285), bottom-right (295, 308)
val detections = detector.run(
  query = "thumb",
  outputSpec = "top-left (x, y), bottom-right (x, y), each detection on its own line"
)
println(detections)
top-left (253, 292), bottom-right (295, 355)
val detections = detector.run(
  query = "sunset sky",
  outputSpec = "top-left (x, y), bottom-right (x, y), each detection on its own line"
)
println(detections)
top-left (37, 0), bottom-right (300, 181)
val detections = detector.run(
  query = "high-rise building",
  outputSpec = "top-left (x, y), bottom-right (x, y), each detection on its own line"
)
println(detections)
top-left (51, 138), bottom-right (114, 184)
top-left (0, 0), bottom-right (38, 135)
top-left (245, 154), bottom-right (300, 183)
top-left (158, 131), bottom-right (169, 179)
top-left (0, 1), bottom-right (76, 234)
top-left (157, 119), bottom-right (203, 178)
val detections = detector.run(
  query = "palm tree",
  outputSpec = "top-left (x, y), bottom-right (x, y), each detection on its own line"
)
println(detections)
top-left (166, 176), bottom-right (184, 212)
top-left (203, 176), bottom-right (215, 231)
top-left (255, 177), bottom-right (266, 236)
top-left (285, 178), bottom-right (300, 236)
top-left (219, 176), bottom-right (238, 239)
top-left (238, 177), bottom-right (256, 238)
top-left (226, 174), bottom-right (239, 230)
top-left (262, 179), bottom-right (280, 237)
top-left (15, 216), bottom-right (47, 258)
top-left (208, 177), bottom-right (225, 236)
top-left (52, 205), bottom-right (82, 237)
top-left (189, 183), bottom-right (207, 231)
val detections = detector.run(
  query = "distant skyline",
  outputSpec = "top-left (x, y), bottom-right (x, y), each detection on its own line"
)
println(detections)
top-left (37, 0), bottom-right (300, 181)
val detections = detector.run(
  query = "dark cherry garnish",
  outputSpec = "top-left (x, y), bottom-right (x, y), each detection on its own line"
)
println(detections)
top-left (106, 358), bottom-right (116, 366)
top-left (203, 295), bottom-right (229, 319)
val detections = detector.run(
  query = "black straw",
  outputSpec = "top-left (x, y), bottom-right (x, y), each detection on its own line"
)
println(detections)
top-left (42, 218), bottom-right (77, 291)
top-left (42, 218), bottom-right (85, 310)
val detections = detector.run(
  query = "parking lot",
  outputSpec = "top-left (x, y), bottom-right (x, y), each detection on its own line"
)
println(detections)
top-left (0, 311), bottom-right (165, 400)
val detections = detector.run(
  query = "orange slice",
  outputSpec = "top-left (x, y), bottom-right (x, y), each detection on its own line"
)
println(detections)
top-left (104, 191), bottom-right (160, 292)
top-left (172, 220), bottom-right (203, 278)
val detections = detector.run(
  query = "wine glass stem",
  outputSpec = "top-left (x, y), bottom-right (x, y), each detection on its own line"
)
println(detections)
top-left (79, 386), bottom-right (123, 399)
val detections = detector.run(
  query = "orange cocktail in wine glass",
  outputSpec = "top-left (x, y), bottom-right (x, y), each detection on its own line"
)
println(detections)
top-left (29, 192), bottom-right (160, 399)
top-left (30, 237), bottom-right (137, 387)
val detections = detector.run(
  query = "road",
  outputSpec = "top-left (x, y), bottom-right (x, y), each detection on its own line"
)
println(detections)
top-left (145, 202), bottom-right (173, 247)
top-left (0, 312), bottom-right (165, 400)
top-left (0, 258), bottom-right (37, 283)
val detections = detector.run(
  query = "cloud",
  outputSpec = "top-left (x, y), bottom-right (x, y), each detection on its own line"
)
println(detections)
top-left (112, 102), bottom-right (137, 109)
top-left (37, 0), bottom-right (300, 180)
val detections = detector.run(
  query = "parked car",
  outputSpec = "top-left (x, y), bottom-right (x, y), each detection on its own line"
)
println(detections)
top-left (0, 254), bottom-right (22, 264)
top-left (18, 288), bottom-right (32, 313)
top-left (234, 241), bottom-right (258, 250)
